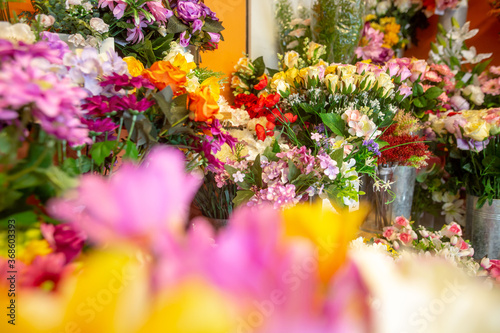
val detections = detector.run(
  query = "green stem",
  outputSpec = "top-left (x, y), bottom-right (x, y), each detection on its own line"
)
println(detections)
top-left (7, 147), bottom-right (49, 182)
top-left (91, 136), bottom-right (96, 173)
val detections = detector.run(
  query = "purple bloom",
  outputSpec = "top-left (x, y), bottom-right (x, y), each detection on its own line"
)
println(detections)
top-left (99, 0), bottom-right (127, 19)
top-left (39, 31), bottom-right (70, 59)
top-left (397, 83), bottom-right (412, 100)
top-left (40, 223), bottom-right (87, 264)
top-left (176, 0), bottom-right (203, 22)
top-left (179, 31), bottom-right (191, 47)
top-left (126, 16), bottom-right (149, 44)
top-left (363, 139), bottom-right (381, 156)
top-left (100, 73), bottom-right (155, 90)
top-left (456, 138), bottom-right (490, 152)
top-left (192, 18), bottom-right (203, 33)
top-left (116, 94), bottom-right (155, 113)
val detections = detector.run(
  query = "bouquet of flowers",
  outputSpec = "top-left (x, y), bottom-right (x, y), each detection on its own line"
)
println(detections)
top-left (479, 65), bottom-right (500, 108)
top-left (429, 108), bottom-right (500, 207)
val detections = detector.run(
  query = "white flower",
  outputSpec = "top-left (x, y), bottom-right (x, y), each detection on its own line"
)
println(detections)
top-left (158, 26), bottom-right (167, 37)
top-left (90, 17), bottom-right (109, 34)
top-left (461, 46), bottom-right (492, 65)
top-left (442, 200), bottom-right (465, 224)
top-left (163, 41), bottom-right (195, 64)
top-left (462, 85), bottom-right (485, 105)
top-left (82, 2), bottom-right (93, 11)
top-left (67, 0), bottom-right (82, 5)
top-left (0, 22), bottom-right (36, 44)
top-left (283, 51), bottom-right (299, 69)
top-left (376, 1), bottom-right (391, 15)
top-left (233, 171), bottom-right (245, 183)
top-left (85, 35), bottom-right (100, 48)
top-left (395, 0), bottom-right (412, 12)
top-left (68, 33), bottom-right (86, 47)
top-left (432, 191), bottom-right (444, 203)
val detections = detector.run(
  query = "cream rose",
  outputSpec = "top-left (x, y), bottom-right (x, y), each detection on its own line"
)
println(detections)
top-left (324, 74), bottom-right (339, 93)
top-left (39, 14), bottom-right (55, 28)
top-left (463, 85), bottom-right (485, 106)
top-left (464, 121), bottom-right (491, 141)
top-left (284, 51), bottom-right (299, 69)
top-left (0, 22), bottom-right (36, 44)
top-left (90, 17), bottom-right (109, 34)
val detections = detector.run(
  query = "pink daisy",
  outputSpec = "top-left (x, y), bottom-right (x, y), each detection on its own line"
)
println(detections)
top-left (481, 78), bottom-right (500, 96)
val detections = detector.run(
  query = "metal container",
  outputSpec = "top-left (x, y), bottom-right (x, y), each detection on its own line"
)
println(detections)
top-left (438, 4), bottom-right (468, 32)
top-left (363, 165), bottom-right (417, 233)
top-left (467, 195), bottom-right (500, 259)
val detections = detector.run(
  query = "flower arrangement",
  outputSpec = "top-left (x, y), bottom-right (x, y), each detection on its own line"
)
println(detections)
top-left (355, 20), bottom-right (395, 64)
top-left (371, 216), bottom-right (481, 276)
top-left (429, 108), bottom-right (500, 207)
top-left (479, 65), bottom-right (500, 108)
top-left (377, 111), bottom-right (431, 168)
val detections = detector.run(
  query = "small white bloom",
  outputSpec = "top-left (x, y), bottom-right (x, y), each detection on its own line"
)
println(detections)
top-left (233, 171), bottom-right (245, 183)
top-left (68, 33), bottom-right (86, 47)
top-left (90, 17), bottom-right (109, 34)
top-left (82, 2), bottom-right (93, 11)
top-left (376, 1), bottom-right (391, 15)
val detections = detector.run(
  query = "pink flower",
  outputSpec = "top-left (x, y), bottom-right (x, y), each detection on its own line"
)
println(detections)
top-left (394, 216), bottom-right (409, 228)
top-left (342, 109), bottom-right (361, 123)
top-left (383, 226), bottom-right (397, 241)
top-left (489, 66), bottom-right (500, 76)
top-left (424, 71), bottom-right (442, 83)
top-left (99, 0), bottom-right (127, 19)
top-left (19, 253), bottom-right (69, 289)
top-left (398, 232), bottom-right (413, 245)
top-left (49, 147), bottom-right (202, 246)
top-left (409, 59), bottom-right (428, 82)
top-left (146, 0), bottom-right (172, 22)
top-left (481, 78), bottom-right (500, 96)
top-left (455, 238), bottom-right (470, 251)
top-left (441, 222), bottom-right (463, 238)
top-left (430, 63), bottom-right (453, 77)
top-left (397, 83), bottom-right (412, 99)
top-left (126, 16), bottom-right (149, 44)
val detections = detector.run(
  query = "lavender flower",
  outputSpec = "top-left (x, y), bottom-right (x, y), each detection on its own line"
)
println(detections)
top-left (363, 139), bottom-right (381, 156)
top-left (176, 1), bottom-right (203, 22)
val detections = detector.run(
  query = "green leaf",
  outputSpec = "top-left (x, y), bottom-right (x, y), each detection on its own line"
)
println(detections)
top-left (413, 98), bottom-right (425, 108)
top-left (424, 87), bottom-right (443, 100)
top-left (0, 211), bottom-right (38, 227)
top-left (39, 166), bottom-right (78, 192)
top-left (253, 56), bottom-right (266, 78)
top-left (375, 140), bottom-right (389, 149)
top-left (287, 160), bottom-right (300, 182)
top-left (251, 155), bottom-right (263, 188)
top-left (224, 165), bottom-right (238, 176)
top-left (90, 141), bottom-right (116, 165)
top-left (319, 113), bottom-right (346, 137)
top-left (123, 141), bottom-right (139, 161)
top-left (232, 190), bottom-right (255, 207)
top-left (450, 56), bottom-right (460, 69)
top-left (203, 19), bottom-right (225, 33)
top-left (330, 148), bottom-right (343, 170)
top-left (166, 16), bottom-right (188, 34)
top-left (116, 21), bottom-right (135, 29)
top-left (62, 158), bottom-right (79, 176)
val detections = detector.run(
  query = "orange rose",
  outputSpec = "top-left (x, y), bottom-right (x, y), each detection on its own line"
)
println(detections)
top-left (188, 85), bottom-right (220, 122)
top-left (142, 60), bottom-right (188, 94)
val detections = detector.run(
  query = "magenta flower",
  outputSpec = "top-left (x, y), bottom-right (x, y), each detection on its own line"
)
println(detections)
top-left (19, 253), bottom-right (68, 289)
top-left (40, 223), bottom-right (87, 263)
top-left (81, 117), bottom-right (119, 134)
top-left (81, 95), bottom-right (118, 116)
top-left (100, 73), bottom-right (155, 90)
top-left (115, 94), bottom-right (155, 112)
top-left (192, 18), bottom-right (203, 33)
top-left (49, 147), bottom-right (202, 246)
top-left (179, 31), bottom-right (191, 47)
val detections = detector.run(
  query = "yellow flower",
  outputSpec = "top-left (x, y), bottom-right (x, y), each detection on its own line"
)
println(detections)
top-left (123, 56), bottom-right (145, 77)
top-left (325, 65), bottom-right (338, 75)
top-left (285, 67), bottom-right (300, 85)
top-left (170, 53), bottom-right (196, 73)
top-left (234, 56), bottom-right (253, 75)
top-left (281, 203), bottom-right (368, 283)
top-left (380, 17), bottom-right (397, 26)
top-left (464, 120), bottom-right (492, 141)
top-left (200, 76), bottom-right (221, 101)
top-left (365, 14), bottom-right (376, 21)
top-left (383, 32), bottom-right (400, 47)
top-left (17, 239), bottom-right (52, 264)
top-left (324, 74), bottom-right (339, 93)
top-left (385, 22), bottom-right (401, 34)
top-left (283, 51), bottom-right (300, 69)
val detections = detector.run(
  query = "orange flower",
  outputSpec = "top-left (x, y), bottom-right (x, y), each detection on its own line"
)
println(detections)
top-left (143, 60), bottom-right (188, 94)
top-left (188, 84), bottom-right (220, 123)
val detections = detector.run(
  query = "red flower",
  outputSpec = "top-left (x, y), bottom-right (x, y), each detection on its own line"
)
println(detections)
top-left (254, 75), bottom-right (268, 91)
top-left (255, 124), bottom-right (274, 141)
top-left (378, 124), bottom-right (431, 166)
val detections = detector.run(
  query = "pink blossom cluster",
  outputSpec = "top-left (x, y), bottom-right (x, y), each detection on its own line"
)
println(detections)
top-left (479, 66), bottom-right (500, 97)
top-left (0, 40), bottom-right (90, 146)
top-left (376, 217), bottom-right (474, 257)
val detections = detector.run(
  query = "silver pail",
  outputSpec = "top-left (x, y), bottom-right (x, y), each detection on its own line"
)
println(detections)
top-left (467, 195), bottom-right (500, 259)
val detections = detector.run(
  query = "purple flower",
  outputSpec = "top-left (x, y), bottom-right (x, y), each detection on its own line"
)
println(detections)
top-left (39, 31), bottom-right (70, 59)
top-left (179, 31), bottom-right (191, 47)
top-left (116, 94), bottom-right (155, 113)
top-left (207, 32), bottom-right (220, 43)
top-left (176, 0), bottom-right (203, 22)
top-left (200, 2), bottom-right (218, 21)
top-left (48, 147), bottom-right (202, 246)
top-left (99, 0), bottom-right (127, 19)
top-left (40, 223), bottom-right (87, 263)
top-left (126, 16), bottom-right (149, 44)
top-left (456, 138), bottom-right (490, 152)
top-left (363, 139), bottom-right (381, 156)
top-left (192, 18), bottom-right (203, 33)
top-left (100, 73), bottom-right (155, 90)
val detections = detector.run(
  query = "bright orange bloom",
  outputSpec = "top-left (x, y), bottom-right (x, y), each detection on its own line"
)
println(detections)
top-left (143, 60), bottom-right (188, 94)
top-left (188, 81), bottom-right (220, 122)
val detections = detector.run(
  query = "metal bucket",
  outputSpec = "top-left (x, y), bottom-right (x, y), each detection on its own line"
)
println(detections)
top-left (467, 195), bottom-right (500, 259)
top-left (438, 4), bottom-right (468, 32)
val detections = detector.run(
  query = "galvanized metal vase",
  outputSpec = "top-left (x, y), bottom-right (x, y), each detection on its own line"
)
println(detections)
top-left (438, 2), bottom-right (468, 32)
top-left (371, 165), bottom-right (417, 232)
top-left (466, 195), bottom-right (500, 259)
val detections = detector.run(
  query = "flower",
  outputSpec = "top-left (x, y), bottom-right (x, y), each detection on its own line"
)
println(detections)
top-left (99, 0), bottom-right (127, 19)
top-left (126, 16), bottom-right (149, 44)
top-left (40, 223), bottom-right (86, 263)
top-left (463, 85), bottom-right (485, 106)
top-left (442, 201), bottom-right (466, 224)
top-left (89, 17), bottom-right (109, 34)
top-left (143, 60), bottom-right (189, 93)
top-left (179, 31), bottom-right (191, 47)
top-left (207, 32), bottom-right (220, 43)
top-left (177, 0), bottom-right (203, 22)
top-left (123, 56), bottom-right (145, 77)
top-left (146, 0), bottom-right (172, 22)
top-left (441, 222), bottom-right (463, 238)
top-left (188, 82), bottom-right (220, 122)
top-left (283, 51), bottom-right (300, 69)
top-left (49, 147), bottom-right (202, 245)
top-left (0, 22), bottom-right (36, 44)
top-left (38, 14), bottom-right (56, 28)
top-left (481, 78), bottom-right (500, 96)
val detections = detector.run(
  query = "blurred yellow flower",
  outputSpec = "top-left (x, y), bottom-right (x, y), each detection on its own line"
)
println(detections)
top-left (18, 239), bottom-right (52, 264)
top-left (281, 203), bottom-right (368, 284)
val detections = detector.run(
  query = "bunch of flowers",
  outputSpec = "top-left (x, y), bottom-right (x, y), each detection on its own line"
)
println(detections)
top-left (479, 65), bottom-right (500, 108)
top-left (423, 0), bottom-right (463, 13)
top-left (24, 0), bottom-right (110, 49)
top-left (377, 111), bottom-right (431, 168)
top-left (230, 56), bottom-right (269, 96)
top-left (355, 20), bottom-right (395, 64)
top-left (279, 41), bottom-right (327, 70)
top-left (374, 216), bottom-right (479, 274)
top-left (429, 108), bottom-right (500, 207)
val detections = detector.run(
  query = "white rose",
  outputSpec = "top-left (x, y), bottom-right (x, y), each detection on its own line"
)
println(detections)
top-left (341, 75), bottom-right (356, 92)
top-left (164, 42), bottom-right (195, 64)
top-left (90, 17), bottom-right (109, 34)
top-left (462, 85), bottom-right (485, 106)
top-left (376, 1), bottom-right (391, 15)
top-left (68, 0), bottom-right (82, 5)
top-left (68, 33), bottom-right (86, 47)
top-left (324, 74), bottom-right (339, 93)
top-left (275, 80), bottom-right (290, 96)
top-left (361, 72), bottom-right (377, 90)
top-left (82, 2), bottom-right (93, 11)
top-left (284, 51), bottom-right (299, 69)
top-left (395, 0), bottom-right (412, 12)
top-left (85, 35), bottom-right (100, 48)
top-left (38, 14), bottom-right (55, 28)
